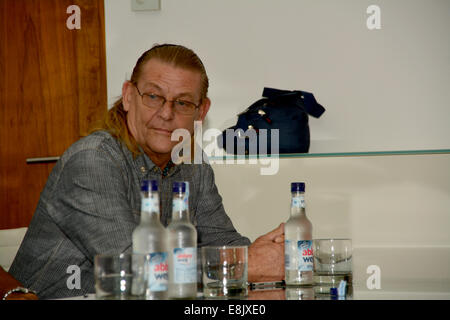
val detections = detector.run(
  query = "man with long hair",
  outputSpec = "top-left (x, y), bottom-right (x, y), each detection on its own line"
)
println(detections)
top-left (9, 44), bottom-right (284, 299)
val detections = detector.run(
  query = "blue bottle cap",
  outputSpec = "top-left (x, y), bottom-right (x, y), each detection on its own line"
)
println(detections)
top-left (173, 181), bottom-right (186, 193)
top-left (291, 182), bottom-right (305, 192)
top-left (330, 287), bottom-right (338, 297)
top-left (141, 180), bottom-right (158, 192)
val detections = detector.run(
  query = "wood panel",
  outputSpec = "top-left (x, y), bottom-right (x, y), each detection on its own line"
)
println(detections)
top-left (0, 0), bottom-right (107, 229)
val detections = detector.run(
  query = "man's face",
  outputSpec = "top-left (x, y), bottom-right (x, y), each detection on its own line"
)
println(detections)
top-left (122, 59), bottom-right (210, 157)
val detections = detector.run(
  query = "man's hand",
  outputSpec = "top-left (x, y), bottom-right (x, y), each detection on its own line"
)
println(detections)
top-left (247, 223), bottom-right (285, 283)
top-left (0, 266), bottom-right (38, 300)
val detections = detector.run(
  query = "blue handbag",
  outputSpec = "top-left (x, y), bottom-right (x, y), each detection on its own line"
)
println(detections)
top-left (218, 87), bottom-right (325, 154)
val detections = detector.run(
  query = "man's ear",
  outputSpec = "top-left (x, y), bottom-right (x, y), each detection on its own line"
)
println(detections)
top-left (196, 97), bottom-right (211, 122)
top-left (122, 81), bottom-right (134, 112)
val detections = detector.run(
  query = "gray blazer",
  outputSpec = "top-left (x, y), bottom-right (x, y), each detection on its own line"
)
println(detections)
top-left (9, 131), bottom-right (250, 299)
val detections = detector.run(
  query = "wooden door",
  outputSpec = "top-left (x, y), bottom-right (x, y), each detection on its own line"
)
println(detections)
top-left (0, 0), bottom-right (107, 229)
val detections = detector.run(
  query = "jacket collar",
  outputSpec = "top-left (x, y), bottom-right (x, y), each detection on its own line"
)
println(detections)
top-left (121, 141), bottom-right (180, 179)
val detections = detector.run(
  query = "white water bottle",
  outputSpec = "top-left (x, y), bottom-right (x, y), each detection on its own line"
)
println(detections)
top-left (132, 180), bottom-right (168, 299)
top-left (284, 182), bottom-right (314, 286)
top-left (168, 181), bottom-right (197, 299)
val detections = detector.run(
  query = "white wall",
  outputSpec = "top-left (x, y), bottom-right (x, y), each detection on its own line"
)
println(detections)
top-left (105, 0), bottom-right (450, 153)
top-left (212, 154), bottom-right (450, 245)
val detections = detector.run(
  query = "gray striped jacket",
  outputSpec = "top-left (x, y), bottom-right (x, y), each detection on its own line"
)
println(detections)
top-left (9, 131), bottom-right (250, 299)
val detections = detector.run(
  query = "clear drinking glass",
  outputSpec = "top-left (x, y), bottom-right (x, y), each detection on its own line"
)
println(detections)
top-left (313, 239), bottom-right (353, 295)
top-left (94, 253), bottom-right (148, 300)
top-left (201, 246), bottom-right (248, 299)
top-left (285, 286), bottom-right (315, 300)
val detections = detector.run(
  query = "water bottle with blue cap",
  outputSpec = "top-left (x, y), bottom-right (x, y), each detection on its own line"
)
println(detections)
top-left (168, 181), bottom-right (197, 299)
top-left (132, 180), bottom-right (168, 299)
top-left (284, 182), bottom-right (314, 286)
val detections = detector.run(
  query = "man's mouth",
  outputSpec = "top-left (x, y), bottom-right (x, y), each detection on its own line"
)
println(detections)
top-left (152, 128), bottom-right (173, 136)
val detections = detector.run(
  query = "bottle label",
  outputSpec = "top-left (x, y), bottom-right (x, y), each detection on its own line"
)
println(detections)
top-left (173, 247), bottom-right (197, 284)
top-left (142, 197), bottom-right (158, 212)
top-left (172, 198), bottom-right (187, 212)
top-left (147, 252), bottom-right (168, 291)
top-left (291, 196), bottom-right (305, 209)
top-left (285, 240), bottom-right (313, 271)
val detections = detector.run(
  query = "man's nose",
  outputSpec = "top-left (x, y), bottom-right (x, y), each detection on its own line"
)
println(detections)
top-left (157, 100), bottom-right (175, 120)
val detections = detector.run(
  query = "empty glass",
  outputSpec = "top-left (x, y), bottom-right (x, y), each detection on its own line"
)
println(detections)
top-left (313, 239), bottom-right (353, 295)
top-left (201, 246), bottom-right (248, 299)
top-left (94, 253), bottom-right (148, 300)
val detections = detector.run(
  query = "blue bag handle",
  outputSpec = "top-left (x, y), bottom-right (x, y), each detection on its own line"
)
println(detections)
top-left (262, 87), bottom-right (325, 118)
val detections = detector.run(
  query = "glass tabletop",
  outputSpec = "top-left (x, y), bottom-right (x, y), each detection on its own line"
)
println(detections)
top-left (58, 278), bottom-right (450, 300)
top-left (247, 279), bottom-right (450, 300)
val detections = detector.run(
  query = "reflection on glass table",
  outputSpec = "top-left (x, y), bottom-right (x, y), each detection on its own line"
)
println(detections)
top-left (247, 279), bottom-right (450, 300)
top-left (58, 278), bottom-right (450, 300)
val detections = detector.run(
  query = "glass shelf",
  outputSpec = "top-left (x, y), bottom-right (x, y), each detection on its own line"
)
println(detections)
top-left (208, 149), bottom-right (450, 161)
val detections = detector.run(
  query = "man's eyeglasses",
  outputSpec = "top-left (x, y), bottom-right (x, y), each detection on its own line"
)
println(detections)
top-left (133, 84), bottom-right (200, 116)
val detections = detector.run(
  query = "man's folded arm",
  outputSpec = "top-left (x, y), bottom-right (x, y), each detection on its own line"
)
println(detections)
top-left (48, 147), bottom-right (136, 260)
